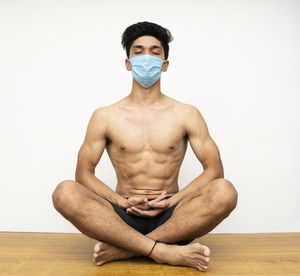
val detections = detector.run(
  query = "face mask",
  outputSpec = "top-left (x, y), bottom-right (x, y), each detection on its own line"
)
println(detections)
top-left (129, 54), bottom-right (165, 88)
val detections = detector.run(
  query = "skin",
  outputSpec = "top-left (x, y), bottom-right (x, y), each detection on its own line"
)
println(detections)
top-left (52, 35), bottom-right (238, 272)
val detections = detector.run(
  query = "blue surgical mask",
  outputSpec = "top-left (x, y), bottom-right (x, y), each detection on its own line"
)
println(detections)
top-left (130, 55), bottom-right (165, 88)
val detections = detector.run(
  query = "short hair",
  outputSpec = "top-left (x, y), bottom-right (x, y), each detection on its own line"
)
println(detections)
top-left (121, 21), bottom-right (173, 60)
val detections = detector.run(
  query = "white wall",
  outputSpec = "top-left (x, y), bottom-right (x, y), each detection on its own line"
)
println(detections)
top-left (0, 0), bottom-right (299, 234)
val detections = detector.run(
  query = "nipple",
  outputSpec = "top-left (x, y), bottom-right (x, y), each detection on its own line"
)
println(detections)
top-left (168, 144), bottom-right (175, 150)
top-left (120, 145), bottom-right (126, 150)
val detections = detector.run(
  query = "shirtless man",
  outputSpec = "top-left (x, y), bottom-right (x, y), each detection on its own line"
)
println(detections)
top-left (52, 21), bottom-right (238, 272)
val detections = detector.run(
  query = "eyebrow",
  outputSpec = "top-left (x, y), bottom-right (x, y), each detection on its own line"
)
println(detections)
top-left (132, 45), bottom-right (162, 50)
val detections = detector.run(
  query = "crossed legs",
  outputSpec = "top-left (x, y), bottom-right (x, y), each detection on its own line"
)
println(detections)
top-left (52, 178), bottom-right (238, 272)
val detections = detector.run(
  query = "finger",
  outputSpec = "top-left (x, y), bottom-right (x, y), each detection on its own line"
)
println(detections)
top-left (129, 198), bottom-right (150, 210)
top-left (149, 200), bottom-right (168, 209)
top-left (150, 191), bottom-right (168, 203)
top-left (134, 197), bottom-right (147, 205)
top-left (131, 207), bottom-right (157, 218)
top-left (126, 207), bottom-right (142, 217)
top-left (128, 197), bottom-right (147, 206)
top-left (129, 207), bottom-right (148, 217)
top-left (147, 192), bottom-right (168, 208)
top-left (135, 203), bottom-right (151, 210)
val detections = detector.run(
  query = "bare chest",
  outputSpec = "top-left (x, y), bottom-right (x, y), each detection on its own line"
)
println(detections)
top-left (106, 108), bottom-right (186, 154)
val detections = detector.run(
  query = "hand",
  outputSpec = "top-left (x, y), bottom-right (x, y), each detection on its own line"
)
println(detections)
top-left (126, 191), bottom-right (170, 218)
top-left (127, 196), bottom-right (150, 210)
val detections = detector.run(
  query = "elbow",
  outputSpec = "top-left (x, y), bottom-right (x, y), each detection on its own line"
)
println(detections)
top-left (213, 171), bottom-right (224, 180)
top-left (75, 170), bottom-right (91, 184)
top-left (207, 164), bottom-right (224, 179)
top-left (75, 171), bottom-right (82, 183)
top-left (217, 164), bottom-right (224, 179)
top-left (75, 166), bottom-right (82, 183)
top-left (75, 163), bottom-right (94, 183)
top-left (75, 173), bottom-right (81, 183)
top-left (217, 166), bottom-right (224, 179)
top-left (217, 172), bottom-right (224, 178)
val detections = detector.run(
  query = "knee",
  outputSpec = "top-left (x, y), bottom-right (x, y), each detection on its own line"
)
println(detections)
top-left (207, 178), bottom-right (238, 213)
top-left (52, 180), bottom-right (79, 212)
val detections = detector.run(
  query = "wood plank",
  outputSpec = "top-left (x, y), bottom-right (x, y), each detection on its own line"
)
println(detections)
top-left (0, 232), bottom-right (299, 275)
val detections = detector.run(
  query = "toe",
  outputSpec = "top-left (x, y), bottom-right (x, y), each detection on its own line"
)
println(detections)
top-left (198, 254), bottom-right (210, 264)
top-left (197, 264), bottom-right (208, 272)
top-left (96, 260), bottom-right (105, 266)
top-left (202, 245), bottom-right (210, 257)
top-left (199, 258), bottom-right (209, 266)
top-left (94, 241), bottom-right (103, 253)
top-left (94, 252), bottom-right (104, 263)
top-left (92, 252), bottom-right (98, 262)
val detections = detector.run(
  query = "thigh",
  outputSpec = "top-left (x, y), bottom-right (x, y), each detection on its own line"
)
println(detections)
top-left (56, 180), bottom-right (114, 210)
top-left (173, 177), bottom-right (236, 214)
top-left (155, 205), bottom-right (193, 245)
top-left (154, 204), bottom-right (178, 229)
top-left (173, 179), bottom-right (218, 212)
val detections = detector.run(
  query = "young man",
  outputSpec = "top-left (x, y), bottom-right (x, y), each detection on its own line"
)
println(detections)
top-left (52, 21), bottom-right (238, 272)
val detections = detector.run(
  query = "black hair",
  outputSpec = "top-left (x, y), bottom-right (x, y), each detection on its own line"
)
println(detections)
top-left (121, 21), bottom-right (173, 60)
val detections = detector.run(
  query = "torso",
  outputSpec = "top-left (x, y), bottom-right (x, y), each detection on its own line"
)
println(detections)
top-left (104, 95), bottom-right (189, 199)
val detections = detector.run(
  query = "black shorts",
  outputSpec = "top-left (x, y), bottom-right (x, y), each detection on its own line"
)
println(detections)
top-left (108, 201), bottom-right (193, 245)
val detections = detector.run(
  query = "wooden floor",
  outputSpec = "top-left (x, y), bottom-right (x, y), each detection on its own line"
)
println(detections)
top-left (0, 232), bottom-right (299, 276)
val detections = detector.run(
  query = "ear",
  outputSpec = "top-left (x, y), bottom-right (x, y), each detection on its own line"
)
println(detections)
top-left (125, 58), bottom-right (132, 71)
top-left (162, 60), bottom-right (169, 72)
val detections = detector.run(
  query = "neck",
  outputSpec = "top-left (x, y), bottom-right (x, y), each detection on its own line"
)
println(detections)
top-left (127, 79), bottom-right (164, 107)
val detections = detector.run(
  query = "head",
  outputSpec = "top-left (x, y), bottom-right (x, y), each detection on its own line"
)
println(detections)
top-left (121, 21), bottom-right (173, 60)
top-left (122, 22), bottom-right (173, 87)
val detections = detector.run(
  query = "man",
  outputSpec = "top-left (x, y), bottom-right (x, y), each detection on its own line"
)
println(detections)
top-left (52, 21), bottom-right (238, 272)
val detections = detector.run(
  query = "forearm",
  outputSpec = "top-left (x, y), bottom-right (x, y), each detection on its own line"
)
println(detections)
top-left (168, 167), bottom-right (224, 207)
top-left (75, 172), bottom-right (128, 208)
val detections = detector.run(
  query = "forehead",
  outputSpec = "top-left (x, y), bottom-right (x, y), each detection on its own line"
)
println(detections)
top-left (130, 35), bottom-right (163, 49)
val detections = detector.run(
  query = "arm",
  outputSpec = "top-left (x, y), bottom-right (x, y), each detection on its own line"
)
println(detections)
top-left (168, 105), bottom-right (224, 207)
top-left (75, 108), bottom-right (128, 208)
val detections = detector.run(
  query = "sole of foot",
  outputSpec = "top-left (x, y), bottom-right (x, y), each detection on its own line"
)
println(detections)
top-left (93, 241), bottom-right (136, 266)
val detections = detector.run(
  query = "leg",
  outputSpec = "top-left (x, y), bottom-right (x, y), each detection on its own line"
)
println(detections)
top-left (147, 178), bottom-right (238, 243)
top-left (52, 180), bottom-right (157, 255)
top-left (94, 178), bottom-right (238, 271)
top-left (52, 180), bottom-right (215, 271)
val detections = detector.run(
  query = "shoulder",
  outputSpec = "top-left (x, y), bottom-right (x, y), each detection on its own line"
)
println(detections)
top-left (92, 102), bottom-right (119, 121)
top-left (86, 106), bottom-right (113, 134)
top-left (93, 96), bottom-right (131, 117)
top-left (183, 104), bottom-right (205, 121)
top-left (92, 105), bottom-right (110, 118)
top-left (172, 102), bottom-right (207, 135)
top-left (166, 97), bottom-right (204, 123)
top-left (164, 95), bottom-right (201, 114)
top-left (163, 97), bottom-right (207, 135)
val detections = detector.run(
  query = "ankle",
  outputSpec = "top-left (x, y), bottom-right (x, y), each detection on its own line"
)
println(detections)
top-left (147, 240), bottom-right (159, 257)
top-left (149, 241), bottom-right (170, 261)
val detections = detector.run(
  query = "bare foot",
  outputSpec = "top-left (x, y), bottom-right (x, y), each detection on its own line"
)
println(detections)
top-left (93, 241), bottom-right (138, 266)
top-left (151, 242), bottom-right (211, 272)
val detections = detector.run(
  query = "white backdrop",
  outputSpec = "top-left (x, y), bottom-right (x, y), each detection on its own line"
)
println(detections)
top-left (0, 0), bottom-right (299, 234)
